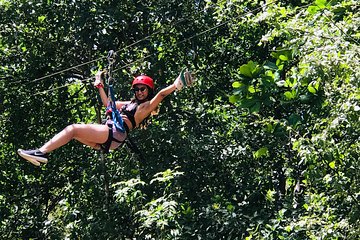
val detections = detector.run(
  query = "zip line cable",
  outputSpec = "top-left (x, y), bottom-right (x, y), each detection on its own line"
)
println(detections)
top-left (34, 3), bottom-right (356, 99)
top-left (32, 3), bottom-right (277, 96)
top-left (12, 2), bottom-right (359, 90)
top-left (28, 3), bottom-right (272, 93)
top-left (16, 2), bottom-right (238, 86)
top-left (11, 18), bottom-right (188, 86)
top-left (33, 54), bottom-right (153, 96)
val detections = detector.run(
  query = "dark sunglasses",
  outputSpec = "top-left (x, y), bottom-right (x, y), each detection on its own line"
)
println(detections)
top-left (133, 87), bottom-right (147, 93)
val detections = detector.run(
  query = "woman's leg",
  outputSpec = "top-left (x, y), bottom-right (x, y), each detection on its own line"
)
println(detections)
top-left (39, 124), bottom-right (109, 153)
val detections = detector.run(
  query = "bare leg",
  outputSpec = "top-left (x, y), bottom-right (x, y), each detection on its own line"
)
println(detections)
top-left (75, 137), bottom-right (102, 150)
top-left (39, 124), bottom-right (109, 153)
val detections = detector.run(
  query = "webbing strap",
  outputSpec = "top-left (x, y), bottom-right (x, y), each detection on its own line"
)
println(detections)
top-left (108, 84), bottom-right (125, 133)
top-left (125, 136), bottom-right (146, 162)
top-left (100, 123), bottom-right (125, 153)
top-left (100, 125), bottom-right (114, 153)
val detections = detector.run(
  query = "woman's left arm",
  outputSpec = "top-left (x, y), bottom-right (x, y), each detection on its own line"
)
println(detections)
top-left (148, 83), bottom-right (177, 111)
top-left (147, 69), bottom-right (193, 112)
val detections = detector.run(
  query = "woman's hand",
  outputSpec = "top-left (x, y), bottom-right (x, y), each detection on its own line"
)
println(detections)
top-left (94, 70), bottom-right (105, 88)
top-left (95, 70), bottom-right (109, 107)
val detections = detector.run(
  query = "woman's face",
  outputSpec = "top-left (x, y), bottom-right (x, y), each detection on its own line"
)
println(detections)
top-left (133, 84), bottom-right (149, 101)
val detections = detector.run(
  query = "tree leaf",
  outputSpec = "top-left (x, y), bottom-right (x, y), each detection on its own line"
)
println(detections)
top-left (240, 61), bottom-right (258, 78)
top-left (279, 55), bottom-right (288, 61)
top-left (253, 147), bottom-right (269, 159)
top-left (240, 98), bottom-right (256, 108)
top-left (329, 161), bottom-right (336, 169)
top-left (308, 5), bottom-right (320, 14)
top-left (284, 91), bottom-right (295, 100)
top-left (249, 102), bottom-right (261, 113)
top-left (248, 85), bottom-right (256, 93)
top-left (232, 81), bottom-right (242, 88)
top-left (288, 113), bottom-right (301, 126)
top-left (315, 0), bottom-right (327, 8)
top-left (263, 61), bottom-right (278, 70)
top-left (229, 95), bottom-right (240, 104)
top-left (308, 83), bottom-right (317, 94)
top-left (240, 64), bottom-right (253, 78)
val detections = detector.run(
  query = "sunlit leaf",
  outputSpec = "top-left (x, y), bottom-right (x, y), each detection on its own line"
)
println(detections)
top-left (303, 203), bottom-right (309, 211)
top-left (329, 161), bottom-right (335, 169)
top-left (229, 94), bottom-right (240, 104)
top-left (279, 55), bottom-right (288, 61)
top-left (307, 5), bottom-right (320, 14)
top-left (253, 147), bottom-right (269, 158)
top-left (284, 91), bottom-right (295, 100)
top-left (266, 189), bottom-right (275, 202)
top-left (38, 15), bottom-right (46, 22)
top-left (248, 85), bottom-right (256, 93)
top-left (232, 81), bottom-right (242, 88)
top-left (308, 84), bottom-right (317, 94)
top-left (240, 64), bottom-right (252, 78)
top-left (315, 0), bottom-right (327, 8)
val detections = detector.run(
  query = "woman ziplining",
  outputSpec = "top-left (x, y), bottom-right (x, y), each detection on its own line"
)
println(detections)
top-left (17, 64), bottom-right (194, 166)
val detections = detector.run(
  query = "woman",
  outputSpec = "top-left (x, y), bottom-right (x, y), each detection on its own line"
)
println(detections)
top-left (17, 69), bottom-right (193, 166)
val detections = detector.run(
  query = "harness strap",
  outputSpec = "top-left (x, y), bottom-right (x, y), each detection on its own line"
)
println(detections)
top-left (100, 123), bottom-right (126, 153)
top-left (108, 84), bottom-right (126, 133)
top-left (125, 136), bottom-right (146, 162)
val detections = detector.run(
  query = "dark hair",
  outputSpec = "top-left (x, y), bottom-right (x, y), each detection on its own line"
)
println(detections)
top-left (133, 86), bottom-right (158, 129)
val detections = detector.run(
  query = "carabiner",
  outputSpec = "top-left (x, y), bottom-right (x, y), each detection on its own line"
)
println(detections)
top-left (106, 50), bottom-right (116, 85)
top-left (107, 50), bottom-right (116, 66)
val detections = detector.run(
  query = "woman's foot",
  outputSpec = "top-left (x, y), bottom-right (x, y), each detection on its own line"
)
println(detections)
top-left (17, 149), bottom-right (48, 166)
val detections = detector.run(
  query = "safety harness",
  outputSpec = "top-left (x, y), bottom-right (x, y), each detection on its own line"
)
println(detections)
top-left (100, 50), bottom-right (127, 153)
top-left (97, 50), bottom-right (147, 164)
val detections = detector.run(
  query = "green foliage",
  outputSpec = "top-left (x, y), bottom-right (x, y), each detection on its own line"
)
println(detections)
top-left (1, 0), bottom-right (359, 239)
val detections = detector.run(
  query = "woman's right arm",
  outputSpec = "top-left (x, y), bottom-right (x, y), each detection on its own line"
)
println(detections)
top-left (94, 71), bottom-right (108, 107)
top-left (94, 71), bottom-right (131, 109)
top-left (98, 87), bottom-right (108, 107)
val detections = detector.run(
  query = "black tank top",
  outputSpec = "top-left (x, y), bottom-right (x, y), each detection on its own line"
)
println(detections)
top-left (121, 102), bottom-right (138, 129)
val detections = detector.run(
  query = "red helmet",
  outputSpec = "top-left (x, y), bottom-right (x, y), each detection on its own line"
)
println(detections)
top-left (132, 75), bottom-right (154, 90)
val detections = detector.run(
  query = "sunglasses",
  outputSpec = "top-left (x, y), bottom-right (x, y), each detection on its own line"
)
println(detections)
top-left (133, 87), bottom-right (147, 93)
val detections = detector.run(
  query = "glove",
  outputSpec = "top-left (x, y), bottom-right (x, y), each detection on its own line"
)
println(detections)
top-left (174, 69), bottom-right (194, 91)
top-left (94, 70), bottom-right (106, 88)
